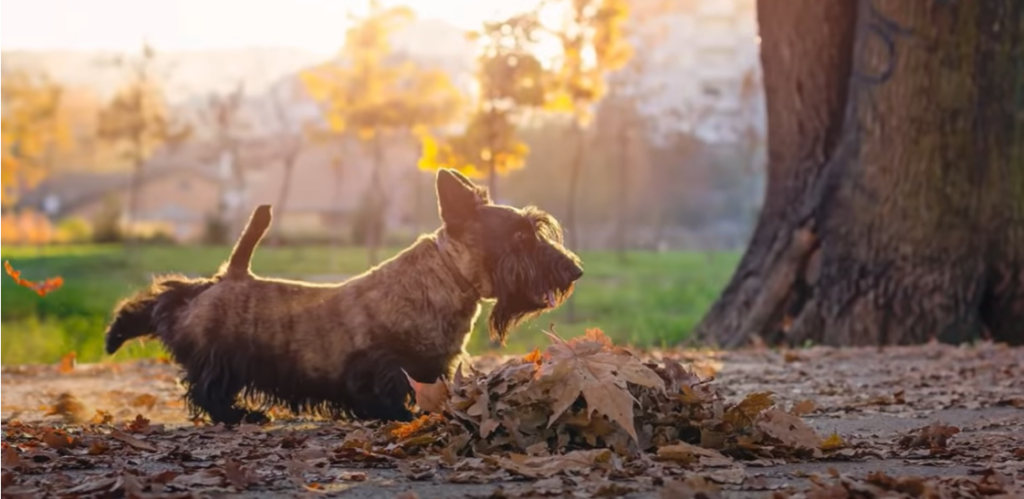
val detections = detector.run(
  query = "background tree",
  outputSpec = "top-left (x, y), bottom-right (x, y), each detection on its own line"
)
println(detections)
top-left (418, 12), bottom-right (548, 200)
top-left (300, 0), bottom-right (464, 264)
top-left (545, 0), bottom-right (632, 320)
top-left (201, 81), bottom-right (248, 243)
top-left (1, 70), bottom-right (68, 209)
top-left (696, 0), bottom-right (1024, 348)
top-left (268, 87), bottom-right (306, 247)
top-left (96, 42), bottom-right (190, 242)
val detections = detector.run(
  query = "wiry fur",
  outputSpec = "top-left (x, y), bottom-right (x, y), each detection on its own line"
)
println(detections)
top-left (103, 205), bottom-right (272, 355)
top-left (103, 170), bottom-right (583, 425)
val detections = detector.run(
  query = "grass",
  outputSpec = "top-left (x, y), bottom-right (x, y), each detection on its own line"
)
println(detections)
top-left (1, 243), bottom-right (740, 365)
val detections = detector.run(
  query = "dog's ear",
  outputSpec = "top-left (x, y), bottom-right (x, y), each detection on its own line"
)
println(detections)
top-left (436, 169), bottom-right (489, 227)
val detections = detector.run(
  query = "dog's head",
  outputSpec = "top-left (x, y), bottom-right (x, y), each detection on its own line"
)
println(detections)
top-left (435, 168), bottom-right (584, 345)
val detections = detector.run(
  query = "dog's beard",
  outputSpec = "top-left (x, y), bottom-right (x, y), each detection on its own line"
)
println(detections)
top-left (487, 253), bottom-right (577, 345)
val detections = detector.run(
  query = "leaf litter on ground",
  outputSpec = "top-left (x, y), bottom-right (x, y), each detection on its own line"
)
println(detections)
top-left (3, 329), bottom-right (1022, 498)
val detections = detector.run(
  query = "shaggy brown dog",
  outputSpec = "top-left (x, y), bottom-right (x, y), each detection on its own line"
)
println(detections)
top-left (103, 169), bottom-right (584, 425)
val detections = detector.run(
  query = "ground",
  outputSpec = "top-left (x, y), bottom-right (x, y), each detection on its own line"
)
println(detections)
top-left (3, 341), bottom-right (1022, 498)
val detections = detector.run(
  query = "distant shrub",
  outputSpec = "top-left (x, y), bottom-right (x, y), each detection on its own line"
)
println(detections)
top-left (56, 217), bottom-right (93, 243)
top-left (202, 214), bottom-right (230, 245)
top-left (91, 195), bottom-right (123, 243)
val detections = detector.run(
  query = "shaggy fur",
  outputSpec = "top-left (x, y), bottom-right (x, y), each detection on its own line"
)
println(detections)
top-left (103, 169), bottom-right (584, 425)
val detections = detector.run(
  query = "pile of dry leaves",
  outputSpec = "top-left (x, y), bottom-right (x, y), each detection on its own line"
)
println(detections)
top-left (390, 328), bottom-right (842, 466)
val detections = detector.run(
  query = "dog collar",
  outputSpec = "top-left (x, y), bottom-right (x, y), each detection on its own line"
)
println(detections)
top-left (436, 233), bottom-right (480, 298)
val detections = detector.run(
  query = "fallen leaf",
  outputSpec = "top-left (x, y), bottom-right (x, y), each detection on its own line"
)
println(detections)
top-left (756, 409), bottom-right (821, 451)
top-left (724, 391), bottom-right (774, 430)
top-left (57, 352), bottom-right (76, 374)
top-left (225, 458), bottom-right (258, 489)
top-left (109, 429), bottom-right (158, 452)
top-left (820, 431), bottom-right (846, 451)
top-left (538, 328), bottom-right (665, 442)
top-left (41, 428), bottom-right (75, 449)
top-left (402, 370), bottom-right (450, 414)
top-left (656, 442), bottom-right (735, 467)
top-left (490, 448), bottom-right (613, 479)
top-left (790, 399), bottom-right (817, 416)
top-left (169, 469), bottom-right (227, 488)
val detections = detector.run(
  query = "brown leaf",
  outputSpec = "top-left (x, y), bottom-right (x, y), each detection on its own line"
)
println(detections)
top-left (659, 476), bottom-right (723, 499)
top-left (790, 399), bottom-right (817, 416)
top-left (87, 440), bottom-right (111, 455)
top-left (402, 370), bottom-right (450, 413)
top-left (225, 457), bottom-right (258, 490)
top-left (124, 413), bottom-right (150, 434)
top-left (539, 328), bottom-right (665, 442)
top-left (169, 469), bottom-right (227, 488)
top-left (61, 475), bottom-right (119, 495)
top-left (44, 392), bottom-right (89, 424)
top-left (1, 446), bottom-right (25, 470)
top-left (90, 410), bottom-right (114, 425)
top-left (56, 352), bottom-right (77, 373)
top-left (724, 391), bottom-right (774, 429)
top-left (109, 428), bottom-right (158, 452)
top-left (489, 448), bottom-right (613, 479)
top-left (41, 428), bottom-right (76, 449)
top-left (756, 409), bottom-right (821, 451)
top-left (656, 442), bottom-right (735, 468)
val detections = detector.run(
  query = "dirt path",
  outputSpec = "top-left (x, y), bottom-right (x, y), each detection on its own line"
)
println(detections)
top-left (3, 342), bottom-right (1022, 498)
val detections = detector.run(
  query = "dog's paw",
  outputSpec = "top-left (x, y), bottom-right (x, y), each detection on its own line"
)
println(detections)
top-left (243, 411), bottom-right (271, 426)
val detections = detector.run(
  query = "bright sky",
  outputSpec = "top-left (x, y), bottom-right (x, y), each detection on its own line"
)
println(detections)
top-left (1, 0), bottom-right (540, 55)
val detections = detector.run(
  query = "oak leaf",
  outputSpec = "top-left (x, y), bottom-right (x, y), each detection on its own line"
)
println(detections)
top-left (756, 409), bottom-right (821, 452)
top-left (538, 328), bottom-right (665, 443)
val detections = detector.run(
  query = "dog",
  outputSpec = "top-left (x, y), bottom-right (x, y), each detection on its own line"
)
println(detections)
top-left (103, 168), bottom-right (584, 425)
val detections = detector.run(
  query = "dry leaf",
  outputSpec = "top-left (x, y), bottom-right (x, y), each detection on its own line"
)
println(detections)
top-left (790, 399), bottom-right (817, 416)
top-left (44, 392), bottom-right (89, 424)
top-left (490, 449), bottom-right (613, 479)
top-left (109, 429), bottom-right (158, 452)
top-left (756, 409), bottom-right (821, 451)
top-left (724, 391), bottom-right (774, 429)
top-left (656, 442), bottom-right (735, 468)
top-left (402, 370), bottom-right (450, 413)
top-left (4, 261), bottom-right (64, 297)
top-left (225, 458), bottom-right (258, 489)
top-left (538, 328), bottom-right (665, 442)
top-left (820, 431), bottom-right (846, 451)
top-left (57, 352), bottom-right (76, 374)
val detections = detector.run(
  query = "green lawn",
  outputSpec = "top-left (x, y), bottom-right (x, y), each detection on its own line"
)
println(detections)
top-left (1, 244), bottom-right (740, 365)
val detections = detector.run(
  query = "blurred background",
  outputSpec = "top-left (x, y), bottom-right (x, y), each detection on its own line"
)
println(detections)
top-left (1, 0), bottom-right (766, 365)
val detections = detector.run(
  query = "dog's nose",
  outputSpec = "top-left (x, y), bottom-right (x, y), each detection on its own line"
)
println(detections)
top-left (568, 264), bottom-right (583, 281)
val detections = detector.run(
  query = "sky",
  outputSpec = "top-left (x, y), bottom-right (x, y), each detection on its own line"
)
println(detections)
top-left (1, 0), bottom-right (540, 56)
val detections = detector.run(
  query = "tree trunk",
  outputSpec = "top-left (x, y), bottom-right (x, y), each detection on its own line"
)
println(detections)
top-left (614, 111), bottom-right (630, 263)
top-left (564, 122), bottom-right (586, 323)
top-left (273, 146), bottom-right (299, 247)
top-left (366, 135), bottom-right (386, 267)
top-left (695, 0), bottom-right (1024, 348)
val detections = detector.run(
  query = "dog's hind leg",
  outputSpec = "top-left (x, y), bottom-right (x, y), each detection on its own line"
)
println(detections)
top-left (184, 364), bottom-right (268, 426)
top-left (342, 347), bottom-right (416, 422)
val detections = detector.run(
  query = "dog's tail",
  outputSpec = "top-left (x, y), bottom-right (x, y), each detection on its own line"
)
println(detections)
top-left (104, 275), bottom-right (215, 354)
top-left (219, 204), bottom-right (272, 279)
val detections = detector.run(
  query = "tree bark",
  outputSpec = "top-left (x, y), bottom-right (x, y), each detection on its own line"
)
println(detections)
top-left (695, 0), bottom-right (1024, 348)
top-left (273, 145), bottom-right (299, 247)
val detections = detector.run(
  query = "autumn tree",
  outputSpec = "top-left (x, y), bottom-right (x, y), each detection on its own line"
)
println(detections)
top-left (1, 70), bottom-right (68, 208)
top-left (300, 0), bottom-right (464, 265)
top-left (268, 87), bottom-right (307, 246)
top-left (97, 42), bottom-right (190, 239)
top-left (418, 12), bottom-right (549, 200)
top-left (695, 0), bottom-right (1024, 348)
top-left (545, 0), bottom-right (632, 253)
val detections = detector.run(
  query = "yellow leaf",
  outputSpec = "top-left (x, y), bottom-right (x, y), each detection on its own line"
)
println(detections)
top-left (723, 391), bottom-right (774, 430)
top-left (820, 431), bottom-right (846, 451)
